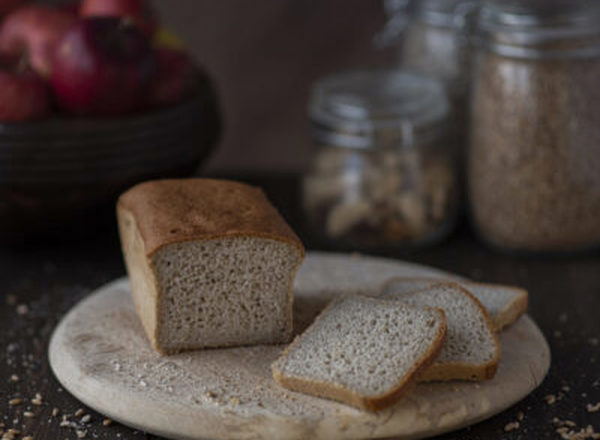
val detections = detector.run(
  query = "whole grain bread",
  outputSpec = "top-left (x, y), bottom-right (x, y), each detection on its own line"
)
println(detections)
top-left (272, 295), bottom-right (447, 411)
top-left (380, 282), bottom-right (500, 381)
top-left (381, 277), bottom-right (528, 331)
top-left (117, 178), bottom-right (305, 355)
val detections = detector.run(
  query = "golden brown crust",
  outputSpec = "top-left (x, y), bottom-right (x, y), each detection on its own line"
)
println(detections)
top-left (117, 178), bottom-right (305, 257)
top-left (272, 298), bottom-right (448, 412)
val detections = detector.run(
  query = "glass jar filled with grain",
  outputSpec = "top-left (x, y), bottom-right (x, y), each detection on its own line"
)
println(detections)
top-left (303, 70), bottom-right (458, 251)
top-left (468, 0), bottom-right (600, 253)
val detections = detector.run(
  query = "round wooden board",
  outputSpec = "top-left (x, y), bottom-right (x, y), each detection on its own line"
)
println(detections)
top-left (49, 251), bottom-right (550, 440)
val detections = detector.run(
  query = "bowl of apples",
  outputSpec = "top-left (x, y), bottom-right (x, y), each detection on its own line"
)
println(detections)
top-left (0, 0), bottom-right (220, 242)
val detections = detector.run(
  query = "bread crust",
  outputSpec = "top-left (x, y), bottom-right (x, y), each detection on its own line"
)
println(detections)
top-left (117, 178), bottom-right (304, 258)
top-left (272, 297), bottom-right (448, 412)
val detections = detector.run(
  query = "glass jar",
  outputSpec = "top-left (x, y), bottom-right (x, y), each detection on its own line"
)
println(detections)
top-left (303, 70), bottom-right (458, 251)
top-left (380, 0), bottom-right (481, 152)
top-left (468, 0), bottom-right (600, 253)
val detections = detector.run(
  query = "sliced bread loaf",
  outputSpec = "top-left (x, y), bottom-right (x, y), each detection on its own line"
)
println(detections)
top-left (380, 282), bottom-right (500, 381)
top-left (381, 277), bottom-right (528, 331)
top-left (272, 295), bottom-right (447, 411)
top-left (117, 178), bottom-right (305, 354)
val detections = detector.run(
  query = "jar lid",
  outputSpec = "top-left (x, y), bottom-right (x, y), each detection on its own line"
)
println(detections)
top-left (412, 0), bottom-right (481, 28)
top-left (309, 70), bottom-right (449, 149)
top-left (477, 0), bottom-right (600, 58)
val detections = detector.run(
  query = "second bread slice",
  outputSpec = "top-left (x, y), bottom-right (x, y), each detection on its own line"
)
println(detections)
top-left (272, 295), bottom-right (447, 411)
top-left (380, 283), bottom-right (500, 381)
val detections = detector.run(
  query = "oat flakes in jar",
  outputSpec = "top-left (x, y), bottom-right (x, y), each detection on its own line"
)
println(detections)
top-left (303, 70), bottom-right (459, 251)
top-left (468, 0), bottom-right (600, 253)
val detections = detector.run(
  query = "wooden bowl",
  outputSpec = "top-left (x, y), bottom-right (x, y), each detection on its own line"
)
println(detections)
top-left (0, 85), bottom-right (220, 241)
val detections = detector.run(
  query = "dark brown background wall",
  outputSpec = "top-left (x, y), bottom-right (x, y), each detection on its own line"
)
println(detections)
top-left (153, 0), bottom-right (391, 173)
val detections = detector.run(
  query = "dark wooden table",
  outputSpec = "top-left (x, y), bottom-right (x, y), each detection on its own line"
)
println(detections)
top-left (1, 175), bottom-right (599, 440)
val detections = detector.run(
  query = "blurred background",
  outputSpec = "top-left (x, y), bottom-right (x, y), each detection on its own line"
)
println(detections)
top-left (2, 0), bottom-right (600, 254)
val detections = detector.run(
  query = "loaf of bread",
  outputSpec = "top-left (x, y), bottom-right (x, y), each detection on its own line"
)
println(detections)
top-left (381, 277), bottom-right (528, 331)
top-left (117, 178), bottom-right (305, 355)
top-left (272, 295), bottom-right (447, 411)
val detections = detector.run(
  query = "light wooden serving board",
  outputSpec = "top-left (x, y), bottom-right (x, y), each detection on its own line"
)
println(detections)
top-left (49, 252), bottom-right (550, 440)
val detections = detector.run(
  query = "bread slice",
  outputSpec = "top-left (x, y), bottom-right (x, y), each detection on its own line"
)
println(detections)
top-left (381, 277), bottom-right (528, 331)
top-left (117, 178), bottom-right (305, 355)
top-left (272, 295), bottom-right (447, 412)
top-left (380, 282), bottom-right (500, 381)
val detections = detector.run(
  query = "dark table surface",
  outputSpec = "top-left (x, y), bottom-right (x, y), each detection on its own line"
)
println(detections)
top-left (1, 175), bottom-right (599, 440)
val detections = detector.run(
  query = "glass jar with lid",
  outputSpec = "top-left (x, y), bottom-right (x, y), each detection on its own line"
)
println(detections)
top-left (303, 70), bottom-right (458, 251)
top-left (468, 0), bottom-right (600, 253)
top-left (380, 0), bottom-right (481, 151)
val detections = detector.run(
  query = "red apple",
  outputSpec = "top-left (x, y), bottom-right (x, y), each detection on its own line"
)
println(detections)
top-left (80, 0), bottom-right (157, 36)
top-left (50, 17), bottom-right (155, 116)
top-left (148, 48), bottom-right (198, 107)
top-left (0, 0), bottom-right (24, 17)
top-left (0, 5), bottom-right (77, 77)
top-left (0, 54), bottom-right (49, 122)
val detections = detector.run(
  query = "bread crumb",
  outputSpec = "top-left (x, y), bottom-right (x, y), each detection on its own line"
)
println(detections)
top-left (51, 408), bottom-right (60, 417)
top-left (517, 411), bottom-right (524, 421)
top-left (545, 394), bottom-right (557, 405)
top-left (9, 375), bottom-right (19, 383)
top-left (8, 398), bottom-right (23, 406)
top-left (74, 409), bottom-right (84, 417)
top-left (76, 430), bottom-right (86, 438)
top-left (81, 414), bottom-right (91, 423)
top-left (504, 421), bottom-right (520, 432)
top-left (562, 386), bottom-right (571, 392)
top-left (587, 402), bottom-right (600, 413)
top-left (102, 419), bottom-right (113, 426)
top-left (23, 412), bottom-right (35, 418)
top-left (16, 304), bottom-right (29, 315)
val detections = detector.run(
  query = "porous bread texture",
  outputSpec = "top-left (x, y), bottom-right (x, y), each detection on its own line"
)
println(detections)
top-left (272, 295), bottom-right (447, 412)
top-left (380, 282), bottom-right (500, 381)
top-left (381, 277), bottom-right (528, 331)
top-left (117, 178), bottom-right (304, 355)
top-left (462, 281), bottom-right (528, 332)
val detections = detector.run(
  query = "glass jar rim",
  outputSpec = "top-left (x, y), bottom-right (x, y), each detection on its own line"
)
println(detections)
top-left (309, 69), bottom-right (449, 134)
top-left (476, 1), bottom-right (600, 58)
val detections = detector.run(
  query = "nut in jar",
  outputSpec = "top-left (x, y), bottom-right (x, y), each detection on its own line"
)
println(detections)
top-left (304, 70), bottom-right (459, 250)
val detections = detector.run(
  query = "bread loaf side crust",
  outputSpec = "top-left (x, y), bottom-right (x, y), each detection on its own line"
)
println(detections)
top-left (117, 178), bottom-right (304, 258)
top-left (272, 298), bottom-right (448, 412)
top-left (117, 206), bottom-right (162, 353)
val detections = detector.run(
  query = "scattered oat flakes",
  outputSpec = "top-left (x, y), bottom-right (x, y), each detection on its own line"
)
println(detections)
top-left (51, 408), bottom-right (60, 417)
top-left (8, 398), bottom-right (23, 406)
top-left (22, 436), bottom-right (33, 440)
top-left (102, 418), bottom-right (113, 426)
top-left (74, 409), bottom-right (85, 417)
top-left (76, 429), bottom-right (87, 438)
top-left (81, 414), bottom-right (91, 423)
top-left (23, 412), bottom-right (34, 418)
top-left (588, 402), bottom-right (600, 413)
top-left (504, 421), bottom-right (520, 432)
